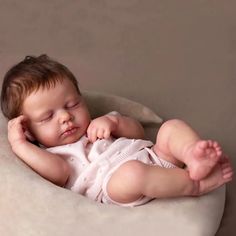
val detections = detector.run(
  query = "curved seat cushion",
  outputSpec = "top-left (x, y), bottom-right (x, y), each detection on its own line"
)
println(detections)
top-left (0, 91), bottom-right (225, 236)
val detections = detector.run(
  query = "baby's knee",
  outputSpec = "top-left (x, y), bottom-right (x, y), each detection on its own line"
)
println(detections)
top-left (160, 119), bottom-right (186, 130)
top-left (156, 119), bottom-right (187, 143)
top-left (122, 160), bottom-right (147, 180)
top-left (118, 160), bottom-right (148, 185)
top-left (106, 161), bottom-right (148, 202)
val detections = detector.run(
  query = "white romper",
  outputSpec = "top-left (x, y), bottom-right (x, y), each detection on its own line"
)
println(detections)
top-left (47, 136), bottom-right (176, 207)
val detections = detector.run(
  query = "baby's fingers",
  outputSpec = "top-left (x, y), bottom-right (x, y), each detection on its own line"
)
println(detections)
top-left (103, 129), bottom-right (111, 139)
top-left (8, 115), bottom-right (26, 130)
top-left (87, 126), bottom-right (98, 143)
top-left (87, 127), bottom-right (110, 142)
top-left (97, 129), bottom-right (104, 139)
top-left (97, 129), bottom-right (111, 139)
top-left (8, 115), bottom-right (28, 144)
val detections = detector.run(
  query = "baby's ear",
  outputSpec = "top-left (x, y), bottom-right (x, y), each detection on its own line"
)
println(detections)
top-left (22, 118), bottom-right (36, 142)
top-left (24, 130), bottom-right (36, 142)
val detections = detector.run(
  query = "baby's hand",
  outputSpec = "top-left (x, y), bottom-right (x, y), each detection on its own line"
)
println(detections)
top-left (87, 115), bottom-right (118, 142)
top-left (8, 115), bottom-right (30, 149)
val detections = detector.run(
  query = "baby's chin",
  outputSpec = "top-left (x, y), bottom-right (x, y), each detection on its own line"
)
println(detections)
top-left (41, 130), bottom-right (86, 147)
top-left (58, 132), bottom-right (84, 146)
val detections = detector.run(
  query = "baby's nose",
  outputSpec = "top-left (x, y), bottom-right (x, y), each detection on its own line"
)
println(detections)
top-left (59, 110), bottom-right (73, 123)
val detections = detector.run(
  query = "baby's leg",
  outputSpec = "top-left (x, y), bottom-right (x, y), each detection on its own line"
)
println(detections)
top-left (106, 161), bottom-right (198, 203)
top-left (106, 159), bottom-right (233, 203)
top-left (153, 119), bottom-right (222, 180)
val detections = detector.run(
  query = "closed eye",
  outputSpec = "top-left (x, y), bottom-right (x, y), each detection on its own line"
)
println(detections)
top-left (40, 113), bottom-right (53, 122)
top-left (66, 101), bottom-right (80, 109)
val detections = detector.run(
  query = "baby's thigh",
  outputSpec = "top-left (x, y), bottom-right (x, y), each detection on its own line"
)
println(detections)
top-left (106, 160), bottom-right (148, 204)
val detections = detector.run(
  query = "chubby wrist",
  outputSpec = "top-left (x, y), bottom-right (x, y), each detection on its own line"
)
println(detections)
top-left (105, 114), bottom-right (119, 129)
top-left (10, 139), bottom-right (29, 153)
top-left (106, 114), bottom-right (119, 123)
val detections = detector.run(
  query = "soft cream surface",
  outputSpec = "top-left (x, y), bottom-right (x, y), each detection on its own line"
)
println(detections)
top-left (0, 92), bottom-right (226, 236)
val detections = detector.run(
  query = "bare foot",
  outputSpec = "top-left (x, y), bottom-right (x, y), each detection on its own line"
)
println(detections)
top-left (185, 140), bottom-right (222, 180)
top-left (196, 155), bottom-right (233, 195)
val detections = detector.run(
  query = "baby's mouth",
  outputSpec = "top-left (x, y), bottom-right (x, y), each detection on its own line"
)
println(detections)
top-left (61, 127), bottom-right (78, 137)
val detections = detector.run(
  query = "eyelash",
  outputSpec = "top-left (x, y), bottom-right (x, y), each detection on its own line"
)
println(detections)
top-left (66, 102), bottom-right (79, 109)
top-left (41, 114), bottom-right (53, 123)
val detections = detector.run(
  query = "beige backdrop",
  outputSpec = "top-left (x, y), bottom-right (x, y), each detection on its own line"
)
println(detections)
top-left (0, 1), bottom-right (235, 235)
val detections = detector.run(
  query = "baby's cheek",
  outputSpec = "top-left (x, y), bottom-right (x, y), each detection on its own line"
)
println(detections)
top-left (35, 127), bottom-right (58, 147)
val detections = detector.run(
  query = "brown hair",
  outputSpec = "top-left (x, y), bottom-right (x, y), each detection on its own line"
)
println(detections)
top-left (1, 55), bottom-right (80, 119)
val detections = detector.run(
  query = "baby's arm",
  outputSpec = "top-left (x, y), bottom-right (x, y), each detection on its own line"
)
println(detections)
top-left (8, 115), bottom-right (70, 186)
top-left (87, 113), bottom-right (145, 142)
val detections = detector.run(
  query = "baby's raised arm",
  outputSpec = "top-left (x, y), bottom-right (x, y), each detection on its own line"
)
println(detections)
top-left (87, 113), bottom-right (145, 142)
top-left (8, 115), bottom-right (70, 186)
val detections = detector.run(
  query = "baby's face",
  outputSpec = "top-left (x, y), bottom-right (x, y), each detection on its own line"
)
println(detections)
top-left (22, 79), bottom-right (91, 147)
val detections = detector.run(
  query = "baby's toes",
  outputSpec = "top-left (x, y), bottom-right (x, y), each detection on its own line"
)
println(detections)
top-left (223, 171), bottom-right (233, 180)
top-left (212, 141), bottom-right (220, 148)
top-left (198, 140), bottom-right (208, 149)
top-left (222, 165), bottom-right (231, 174)
top-left (221, 162), bottom-right (233, 178)
top-left (207, 140), bottom-right (213, 147)
top-left (216, 149), bottom-right (222, 157)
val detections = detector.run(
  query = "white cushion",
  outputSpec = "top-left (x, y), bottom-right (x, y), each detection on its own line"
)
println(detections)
top-left (0, 91), bottom-right (225, 236)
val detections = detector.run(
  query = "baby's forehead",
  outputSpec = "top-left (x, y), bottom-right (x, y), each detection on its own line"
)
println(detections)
top-left (26, 79), bottom-right (79, 98)
top-left (25, 77), bottom-right (68, 92)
